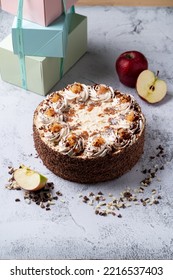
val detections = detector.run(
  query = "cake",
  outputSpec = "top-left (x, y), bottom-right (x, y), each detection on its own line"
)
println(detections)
top-left (33, 83), bottom-right (145, 183)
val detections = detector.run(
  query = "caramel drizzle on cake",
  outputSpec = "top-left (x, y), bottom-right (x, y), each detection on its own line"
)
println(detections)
top-left (35, 83), bottom-right (145, 158)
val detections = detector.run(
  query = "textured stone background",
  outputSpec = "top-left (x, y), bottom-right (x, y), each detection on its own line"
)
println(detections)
top-left (0, 6), bottom-right (173, 259)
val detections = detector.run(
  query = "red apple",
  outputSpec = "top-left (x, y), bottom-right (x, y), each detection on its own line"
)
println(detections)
top-left (116, 50), bottom-right (148, 88)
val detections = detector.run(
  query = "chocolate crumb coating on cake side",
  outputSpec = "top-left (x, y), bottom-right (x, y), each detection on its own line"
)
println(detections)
top-left (33, 83), bottom-right (146, 183)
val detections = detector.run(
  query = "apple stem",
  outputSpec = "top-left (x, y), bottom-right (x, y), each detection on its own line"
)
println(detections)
top-left (156, 71), bottom-right (159, 78)
top-left (125, 54), bottom-right (133, 59)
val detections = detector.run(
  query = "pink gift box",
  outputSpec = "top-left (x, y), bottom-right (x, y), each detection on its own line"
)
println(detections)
top-left (1, 0), bottom-right (77, 26)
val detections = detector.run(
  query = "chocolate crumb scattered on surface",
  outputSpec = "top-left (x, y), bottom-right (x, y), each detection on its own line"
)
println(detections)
top-left (79, 145), bottom-right (166, 218)
top-left (5, 167), bottom-right (63, 211)
top-left (117, 214), bottom-right (122, 218)
top-left (5, 144), bottom-right (166, 217)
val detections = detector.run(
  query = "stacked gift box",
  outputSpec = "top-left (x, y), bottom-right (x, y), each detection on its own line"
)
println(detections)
top-left (0, 0), bottom-right (87, 95)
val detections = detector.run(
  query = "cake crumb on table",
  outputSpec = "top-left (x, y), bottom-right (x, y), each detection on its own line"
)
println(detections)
top-left (79, 145), bottom-right (166, 218)
top-left (5, 167), bottom-right (63, 211)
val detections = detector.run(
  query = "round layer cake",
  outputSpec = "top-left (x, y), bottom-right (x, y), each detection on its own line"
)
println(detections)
top-left (33, 83), bottom-right (146, 183)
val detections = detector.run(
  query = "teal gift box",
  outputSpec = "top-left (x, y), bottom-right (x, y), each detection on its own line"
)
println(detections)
top-left (12, 12), bottom-right (70, 58)
top-left (0, 13), bottom-right (87, 96)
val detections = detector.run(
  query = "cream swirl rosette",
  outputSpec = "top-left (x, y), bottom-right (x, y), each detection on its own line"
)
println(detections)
top-left (49, 92), bottom-right (68, 112)
top-left (58, 133), bottom-right (84, 156)
top-left (37, 106), bottom-right (64, 125)
top-left (63, 83), bottom-right (89, 102)
top-left (89, 84), bottom-right (114, 102)
top-left (113, 128), bottom-right (132, 149)
top-left (114, 91), bottom-right (134, 112)
top-left (44, 122), bottom-right (70, 144)
top-left (84, 133), bottom-right (112, 158)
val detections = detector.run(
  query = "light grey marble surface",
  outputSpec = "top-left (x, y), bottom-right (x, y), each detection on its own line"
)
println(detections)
top-left (0, 6), bottom-right (173, 260)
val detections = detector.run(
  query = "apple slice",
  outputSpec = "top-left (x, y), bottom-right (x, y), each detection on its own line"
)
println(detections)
top-left (136, 70), bottom-right (167, 103)
top-left (14, 165), bottom-right (48, 191)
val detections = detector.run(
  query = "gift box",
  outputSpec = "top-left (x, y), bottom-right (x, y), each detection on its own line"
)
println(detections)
top-left (0, 13), bottom-right (87, 96)
top-left (1, 0), bottom-right (77, 26)
top-left (12, 13), bottom-right (70, 58)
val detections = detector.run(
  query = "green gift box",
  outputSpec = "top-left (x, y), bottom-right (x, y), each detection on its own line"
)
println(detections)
top-left (0, 13), bottom-right (87, 96)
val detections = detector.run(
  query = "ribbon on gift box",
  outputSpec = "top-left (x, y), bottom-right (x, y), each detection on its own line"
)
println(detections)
top-left (16, 0), bottom-right (27, 89)
top-left (60, 2), bottom-right (76, 81)
top-left (16, 0), bottom-right (75, 90)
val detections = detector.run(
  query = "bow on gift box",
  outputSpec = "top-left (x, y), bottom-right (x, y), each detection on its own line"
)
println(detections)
top-left (16, 0), bottom-right (75, 90)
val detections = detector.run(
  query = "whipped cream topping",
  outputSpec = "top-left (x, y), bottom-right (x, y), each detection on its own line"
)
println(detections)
top-left (89, 84), bottom-right (114, 102)
top-left (34, 83), bottom-right (145, 158)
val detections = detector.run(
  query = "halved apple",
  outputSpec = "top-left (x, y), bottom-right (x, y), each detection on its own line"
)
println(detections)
top-left (136, 70), bottom-right (167, 103)
top-left (14, 165), bottom-right (48, 191)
